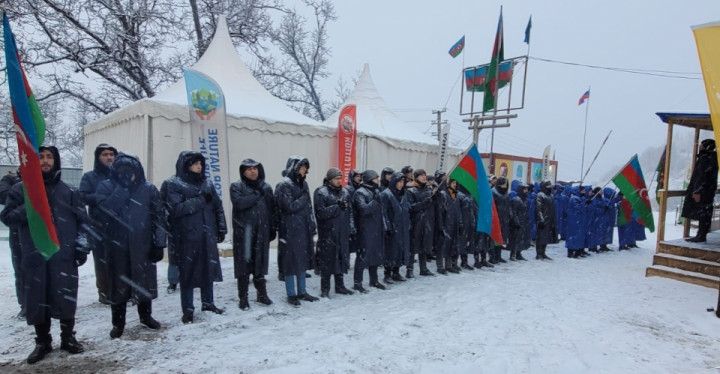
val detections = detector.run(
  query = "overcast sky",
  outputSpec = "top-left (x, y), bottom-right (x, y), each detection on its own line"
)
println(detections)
top-left (308, 0), bottom-right (719, 183)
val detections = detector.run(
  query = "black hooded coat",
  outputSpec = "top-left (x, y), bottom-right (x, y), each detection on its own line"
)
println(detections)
top-left (457, 186), bottom-right (475, 256)
top-left (274, 156), bottom-right (316, 276)
top-left (381, 172), bottom-right (411, 267)
top-left (79, 144), bottom-right (118, 229)
top-left (406, 179), bottom-right (435, 256)
top-left (230, 159), bottom-right (277, 278)
top-left (344, 169), bottom-right (362, 253)
top-left (535, 182), bottom-right (558, 247)
top-left (509, 184), bottom-right (531, 252)
top-left (682, 148), bottom-right (719, 220)
top-left (437, 183), bottom-right (463, 258)
top-left (95, 152), bottom-right (167, 304)
top-left (0, 146), bottom-right (89, 325)
top-left (380, 167), bottom-right (395, 192)
top-left (314, 177), bottom-right (355, 276)
top-left (160, 151), bottom-right (189, 267)
top-left (492, 181), bottom-right (511, 245)
top-left (353, 171), bottom-right (389, 268)
top-left (166, 151), bottom-right (226, 288)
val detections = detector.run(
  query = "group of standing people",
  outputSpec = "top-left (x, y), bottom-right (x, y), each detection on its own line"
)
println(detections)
top-left (0, 144), bottom-right (652, 365)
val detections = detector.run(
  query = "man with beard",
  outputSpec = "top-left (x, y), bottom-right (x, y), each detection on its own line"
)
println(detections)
top-left (436, 175), bottom-right (463, 274)
top-left (275, 156), bottom-right (319, 306)
top-left (491, 177), bottom-right (511, 264)
top-left (96, 152), bottom-right (166, 338)
top-left (509, 183), bottom-right (530, 261)
top-left (380, 167), bottom-right (395, 192)
top-left (353, 170), bottom-right (390, 292)
top-left (166, 151), bottom-right (227, 323)
top-left (381, 171), bottom-right (411, 283)
top-left (79, 143), bottom-right (117, 304)
top-left (231, 159), bottom-right (277, 310)
top-left (0, 169), bottom-right (24, 319)
top-left (314, 168), bottom-right (355, 298)
top-left (405, 169), bottom-right (435, 277)
top-left (534, 181), bottom-right (556, 260)
top-left (1, 146), bottom-right (89, 364)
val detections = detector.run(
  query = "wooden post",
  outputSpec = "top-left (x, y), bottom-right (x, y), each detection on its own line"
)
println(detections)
top-left (658, 120), bottom-right (674, 247)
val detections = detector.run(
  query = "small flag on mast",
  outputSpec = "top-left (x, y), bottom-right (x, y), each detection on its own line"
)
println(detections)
top-left (578, 90), bottom-right (590, 106)
top-left (524, 16), bottom-right (532, 44)
top-left (448, 35), bottom-right (465, 58)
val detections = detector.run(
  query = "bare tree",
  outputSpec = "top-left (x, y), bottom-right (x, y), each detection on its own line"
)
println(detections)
top-left (0, 92), bottom-right (18, 165)
top-left (252, 0), bottom-right (337, 121)
top-left (325, 69), bottom-right (361, 115)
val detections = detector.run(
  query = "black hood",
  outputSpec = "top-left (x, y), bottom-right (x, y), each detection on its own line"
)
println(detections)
top-left (93, 143), bottom-right (118, 174)
top-left (285, 156), bottom-right (310, 186)
top-left (38, 145), bottom-right (61, 184)
top-left (111, 152), bottom-right (146, 185)
top-left (176, 151), bottom-right (205, 184)
top-left (240, 158), bottom-right (266, 189)
top-left (388, 171), bottom-right (406, 197)
top-left (516, 183), bottom-right (528, 199)
top-left (348, 169), bottom-right (362, 189)
top-left (362, 169), bottom-right (379, 189)
top-left (495, 177), bottom-right (508, 195)
top-left (380, 167), bottom-right (395, 188)
top-left (541, 180), bottom-right (553, 195)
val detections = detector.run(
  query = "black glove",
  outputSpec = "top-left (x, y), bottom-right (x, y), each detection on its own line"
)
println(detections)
top-left (149, 246), bottom-right (165, 263)
top-left (538, 221), bottom-right (546, 230)
top-left (217, 233), bottom-right (225, 243)
top-left (118, 172), bottom-right (133, 188)
top-left (75, 250), bottom-right (88, 267)
top-left (202, 191), bottom-right (213, 203)
top-left (585, 200), bottom-right (592, 205)
top-left (269, 231), bottom-right (277, 242)
top-left (385, 230), bottom-right (394, 239)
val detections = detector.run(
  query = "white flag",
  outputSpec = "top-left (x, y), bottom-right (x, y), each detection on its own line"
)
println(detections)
top-left (436, 123), bottom-right (451, 171)
top-left (542, 145), bottom-right (551, 181)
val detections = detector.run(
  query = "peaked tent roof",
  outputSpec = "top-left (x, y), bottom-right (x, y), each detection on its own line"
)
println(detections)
top-left (151, 15), bottom-right (322, 127)
top-left (325, 64), bottom-right (440, 146)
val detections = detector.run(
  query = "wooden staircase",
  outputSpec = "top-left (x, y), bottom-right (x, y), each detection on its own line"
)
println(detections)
top-left (646, 234), bottom-right (720, 289)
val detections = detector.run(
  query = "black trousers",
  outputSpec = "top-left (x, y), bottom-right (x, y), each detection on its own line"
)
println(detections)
top-left (698, 216), bottom-right (712, 237)
top-left (34, 314), bottom-right (75, 339)
top-left (111, 301), bottom-right (152, 328)
top-left (9, 228), bottom-right (23, 309)
top-left (408, 253), bottom-right (428, 272)
top-left (321, 274), bottom-right (345, 292)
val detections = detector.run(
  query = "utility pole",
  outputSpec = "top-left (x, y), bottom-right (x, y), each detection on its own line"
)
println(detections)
top-left (432, 108), bottom-right (447, 141)
top-left (465, 114), bottom-right (516, 174)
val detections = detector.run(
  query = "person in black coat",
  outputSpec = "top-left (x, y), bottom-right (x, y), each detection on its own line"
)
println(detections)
top-left (345, 169), bottom-right (362, 254)
top-left (353, 170), bottom-right (390, 292)
top-left (166, 151), bottom-right (227, 323)
top-left (160, 151), bottom-right (188, 294)
top-left (231, 159), bottom-right (277, 310)
top-left (491, 177), bottom-right (511, 264)
top-left (534, 181), bottom-right (555, 260)
top-left (78, 143), bottom-right (117, 305)
top-left (1, 146), bottom-right (89, 364)
top-left (436, 176), bottom-right (464, 274)
top-left (405, 169), bottom-right (435, 277)
top-left (682, 139), bottom-right (719, 243)
top-left (381, 171), bottom-right (411, 283)
top-left (275, 156), bottom-right (319, 306)
top-left (96, 152), bottom-right (167, 339)
top-left (457, 185), bottom-right (477, 270)
top-left (275, 158), bottom-right (312, 281)
top-left (0, 169), bottom-right (24, 319)
top-left (380, 167), bottom-right (395, 192)
top-left (401, 166), bottom-right (414, 189)
top-left (314, 168), bottom-right (356, 298)
top-left (509, 183), bottom-right (530, 261)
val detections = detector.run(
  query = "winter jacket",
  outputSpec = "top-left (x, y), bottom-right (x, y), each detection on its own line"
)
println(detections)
top-left (96, 153), bottom-right (167, 304)
top-left (535, 188), bottom-right (557, 247)
top-left (1, 146), bottom-right (89, 325)
top-left (314, 179), bottom-right (355, 276)
top-left (160, 151), bottom-right (189, 267)
top-left (381, 172), bottom-right (411, 267)
top-left (530, 182), bottom-right (540, 240)
top-left (166, 151), bottom-right (226, 289)
top-left (275, 156), bottom-right (316, 276)
top-left (353, 179), bottom-right (389, 268)
top-left (231, 159), bottom-right (277, 278)
top-left (0, 172), bottom-right (20, 204)
top-left (458, 188), bottom-right (478, 255)
top-left (509, 186), bottom-right (531, 252)
top-left (602, 188), bottom-right (620, 245)
top-left (79, 143), bottom-right (117, 226)
top-left (492, 186), bottom-right (511, 245)
top-left (344, 169), bottom-right (362, 253)
top-left (380, 167), bottom-right (395, 192)
top-left (586, 192), bottom-right (606, 248)
top-left (554, 186), bottom-right (565, 238)
top-left (565, 186), bottom-right (587, 249)
top-left (561, 188), bottom-right (571, 237)
top-left (406, 181), bottom-right (435, 256)
top-left (437, 186), bottom-right (463, 258)
top-left (682, 148), bottom-right (719, 220)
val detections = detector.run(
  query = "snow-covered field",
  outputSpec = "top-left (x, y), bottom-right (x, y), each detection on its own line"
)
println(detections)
top-left (1, 217), bottom-right (719, 374)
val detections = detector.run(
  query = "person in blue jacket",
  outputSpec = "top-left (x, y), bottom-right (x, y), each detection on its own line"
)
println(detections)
top-left (588, 187), bottom-right (606, 253)
top-left (554, 185), bottom-right (565, 242)
top-left (616, 194), bottom-right (636, 250)
top-left (561, 187), bottom-right (572, 240)
top-left (509, 180), bottom-right (520, 200)
top-left (601, 188), bottom-right (620, 251)
top-left (565, 185), bottom-right (590, 258)
top-left (580, 185), bottom-right (595, 256)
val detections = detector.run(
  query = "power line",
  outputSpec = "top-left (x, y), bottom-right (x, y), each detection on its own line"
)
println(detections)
top-left (529, 56), bottom-right (703, 80)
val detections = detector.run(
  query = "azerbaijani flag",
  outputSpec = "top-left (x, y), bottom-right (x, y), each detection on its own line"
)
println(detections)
top-left (617, 198), bottom-right (633, 226)
top-left (3, 12), bottom-right (60, 259)
top-left (611, 154), bottom-right (655, 232)
top-left (655, 149), bottom-right (666, 204)
top-left (448, 143), bottom-right (503, 244)
top-left (448, 35), bottom-right (465, 58)
top-left (465, 61), bottom-right (513, 92)
top-left (483, 8), bottom-right (505, 113)
top-left (578, 90), bottom-right (590, 106)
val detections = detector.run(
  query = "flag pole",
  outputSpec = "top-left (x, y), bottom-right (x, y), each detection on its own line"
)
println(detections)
top-left (580, 129), bottom-right (612, 183)
top-left (489, 7), bottom-right (502, 169)
top-left (580, 85), bottom-right (591, 179)
top-left (521, 19), bottom-right (530, 109)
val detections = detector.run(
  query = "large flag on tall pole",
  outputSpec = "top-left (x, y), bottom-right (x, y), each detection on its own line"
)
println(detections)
top-left (611, 154), bottom-right (655, 232)
top-left (692, 21), bottom-right (720, 164)
top-left (2, 12), bottom-right (60, 260)
top-left (483, 8), bottom-right (505, 113)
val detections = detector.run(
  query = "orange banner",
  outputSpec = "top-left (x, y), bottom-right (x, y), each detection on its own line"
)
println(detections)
top-left (338, 105), bottom-right (357, 186)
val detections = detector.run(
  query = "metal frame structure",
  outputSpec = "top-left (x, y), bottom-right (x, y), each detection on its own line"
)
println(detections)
top-left (459, 55), bottom-right (529, 116)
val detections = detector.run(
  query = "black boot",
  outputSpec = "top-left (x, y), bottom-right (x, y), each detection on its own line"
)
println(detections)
top-left (334, 274), bottom-right (354, 295)
top-left (60, 319), bottom-right (84, 354)
top-left (473, 254), bottom-right (483, 269)
top-left (166, 283), bottom-right (177, 294)
top-left (539, 247), bottom-right (553, 261)
top-left (496, 248), bottom-right (507, 263)
top-left (201, 304), bottom-right (225, 315)
top-left (238, 276), bottom-right (250, 311)
top-left (420, 268), bottom-right (436, 276)
top-left (298, 293), bottom-right (319, 302)
top-left (27, 335), bottom-right (52, 364)
top-left (182, 312), bottom-right (193, 324)
top-left (254, 277), bottom-right (273, 306)
top-left (138, 302), bottom-right (161, 330)
top-left (110, 303), bottom-right (126, 339)
top-left (516, 252), bottom-right (527, 261)
top-left (17, 308), bottom-right (26, 320)
top-left (461, 255), bottom-right (474, 270)
top-left (510, 251), bottom-right (518, 261)
top-left (405, 269), bottom-right (415, 279)
top-left (392, 268), bottom-right (407, 282)
top-left (447, 257), bottom-right (460, 274)
top-left (383, 268), bottom-right (394, 284)
top-left (287, 296), bottom-right (301, 307)
top-left (436, 268), bottom-right (449, 275)
top-left (353, 284), bottom-right (369, 294)
top-left (567, 249), bottom-right (574, 258)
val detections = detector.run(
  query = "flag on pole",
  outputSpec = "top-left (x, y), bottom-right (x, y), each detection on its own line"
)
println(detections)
top-left (617, 198), bottom-right (633, 226)
top-left (464, 61), bottom-right (513, 91)
top-left (2, 12), bottom-right (60, 260)
top-left (578, 90), bottom-right (590, 106)
top-left (448, 35), bottom-right (465, 58)
top-left (448, 143), bottom-right (503, 244)
top-left (483, 8), bottom-right (505, 113)
top-left (611, 154), bottom-right (655, 232)
top-left (692, 21), bottom-right (720, 163)
top-left (655, 149), bottom-right (666, 204)
top-left (524, 15), bottom-right (532, 44)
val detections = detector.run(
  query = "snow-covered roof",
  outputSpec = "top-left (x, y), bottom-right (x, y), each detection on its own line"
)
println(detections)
top-left (151, 15), bottom-right (322, 127)
top-left (325, 64), bottom-right (440, 146)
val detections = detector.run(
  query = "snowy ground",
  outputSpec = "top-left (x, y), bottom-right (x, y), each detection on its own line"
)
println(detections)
top-left (1, 217), bottom-right (720, 373)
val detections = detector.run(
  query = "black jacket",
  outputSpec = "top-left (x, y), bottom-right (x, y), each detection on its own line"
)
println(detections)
top-left (0, 172), bottom-right (20, 205)
top-left (381, 172), bottom-right (411, 267)
top-left (682, 149), bottom-right (719, 220)
top-left (231, 159), bottom-right (277, 277)
top-left (406, 181), bottom-right (435, 255)
top-left (436, 187), bottom-right (463, 258)
top-left (492, 186), bottom-right (511, 245)
top-left (535, 189), bottom-right (557, 246)
top-left (314, 179), bottom-right (355, 276)
top-left (509, 187), bottom-right (531, 252)
top-left (353, 182), bottom-right (389, 268)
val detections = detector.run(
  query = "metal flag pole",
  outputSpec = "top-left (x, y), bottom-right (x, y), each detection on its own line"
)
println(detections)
top-left (580, 85), bottom-right (591, 179)
top-left (490, 7), bottom-right (502, 166)
top-left (580, 129), bottom-right (612, 183)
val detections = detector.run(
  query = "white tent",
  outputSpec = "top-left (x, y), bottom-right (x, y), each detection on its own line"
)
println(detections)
top-left (83, 15), bottom-right (458, 199)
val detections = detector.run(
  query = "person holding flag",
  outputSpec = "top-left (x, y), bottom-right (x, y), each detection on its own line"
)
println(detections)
top-left (1, 146), bottom-right (90, 364)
